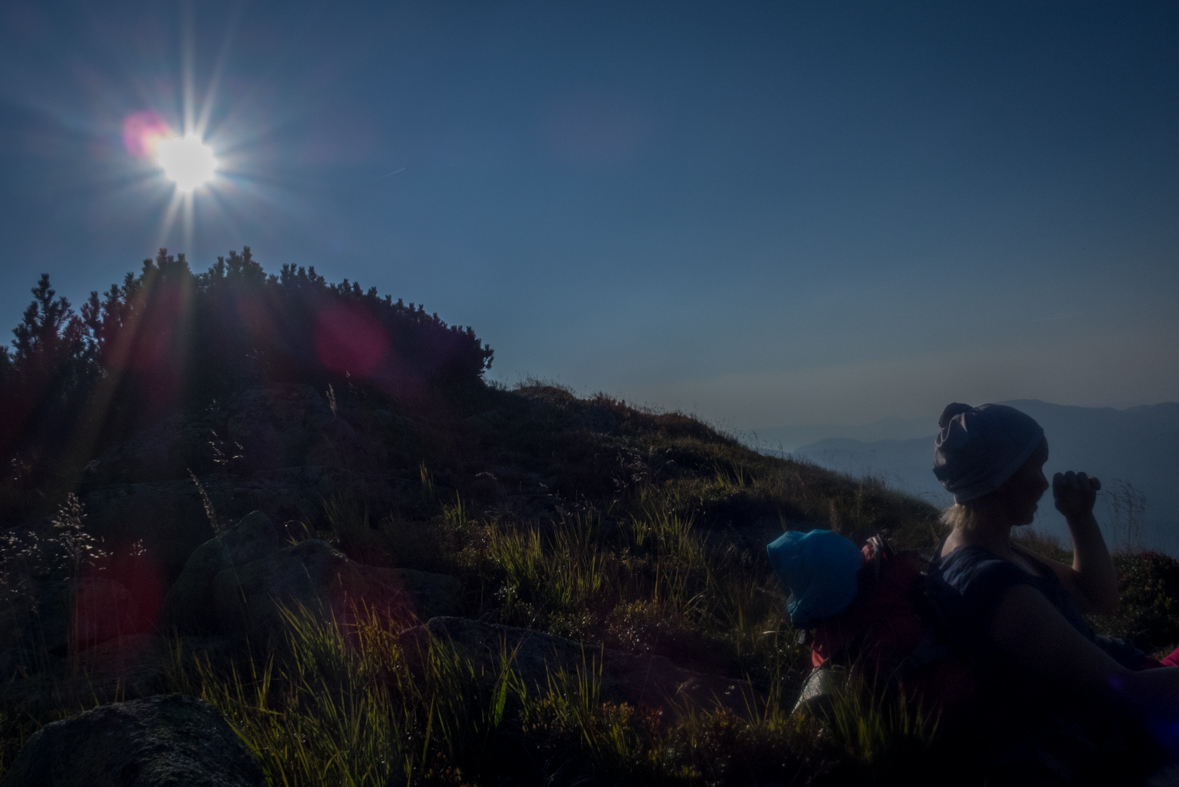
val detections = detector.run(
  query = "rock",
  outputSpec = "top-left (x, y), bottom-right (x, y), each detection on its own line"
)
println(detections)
top-left (1, 635), bottom-right (169, 710)
top-left (0, 694), bottom-right (265, 787)
top-left (166, 508), bottom-right (459, 637)
top-left (305, 417), bottom-right (388, 471)
top-left (212, 539), bottom-right (355, 635)
top-left (219, 511), bottom-right (279, 568)
top-left (1145, 766), bottom-right (1179, 787)
top-left (212, 540), bottom-right (462, 638)
top-left (400, 617), bottom-right (750, 717)
top-left (163, 539), bottom-right (230, 635)
top-left (83, 467), bottom-right (413, 587)
top-left (467, 472), bottom-right (502, 505)
top-left (163, 511), bottom-right (281, 634)
top-left (74, 635), bottom-right (172, 697)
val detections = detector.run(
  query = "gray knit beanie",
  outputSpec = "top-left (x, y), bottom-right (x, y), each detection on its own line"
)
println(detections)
top-left (933, 402), bottom-right (1045, 504)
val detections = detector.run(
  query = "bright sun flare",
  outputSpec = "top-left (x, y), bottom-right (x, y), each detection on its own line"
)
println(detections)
top-left (156, 134), bottom-right (217, 192)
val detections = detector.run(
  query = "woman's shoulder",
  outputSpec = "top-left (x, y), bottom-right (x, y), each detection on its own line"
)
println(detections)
top-left (932, 545), bottom-right (1040, 599)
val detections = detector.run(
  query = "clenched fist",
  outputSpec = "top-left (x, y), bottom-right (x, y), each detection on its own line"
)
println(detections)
top-left (1053, 471), bottom-right (1101, 521)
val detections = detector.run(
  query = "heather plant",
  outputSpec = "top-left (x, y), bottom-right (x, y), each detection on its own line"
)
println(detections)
top-left (1099, 550), bottom-right (1179, 652)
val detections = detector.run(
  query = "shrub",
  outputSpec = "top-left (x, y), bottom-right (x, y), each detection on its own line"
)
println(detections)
top-left (0, 248), bottom-right (494, 496)
top-left (1109, 551), bottom-right (1179, 651)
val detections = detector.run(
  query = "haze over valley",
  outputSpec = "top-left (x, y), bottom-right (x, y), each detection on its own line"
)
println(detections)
top-left (765, 400), bottom-right (1179, 554)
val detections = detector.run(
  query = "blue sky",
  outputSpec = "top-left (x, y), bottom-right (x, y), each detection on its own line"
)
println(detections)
top-left (2, 1), bottom-right (1176, 430)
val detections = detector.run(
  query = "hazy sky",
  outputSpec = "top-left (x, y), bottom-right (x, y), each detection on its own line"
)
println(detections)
top-left (2, 1), bottom-right (1177, 430)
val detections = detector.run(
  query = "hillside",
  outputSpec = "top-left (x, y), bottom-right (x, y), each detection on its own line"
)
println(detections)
top-left (1, 254), bottom-right (1177, 786)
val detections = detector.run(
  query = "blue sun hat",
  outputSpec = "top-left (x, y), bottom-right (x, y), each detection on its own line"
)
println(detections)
top-left (766, 529), bottom-right (864, 628)
top-left (933, 402), bottom-right (1045, 504)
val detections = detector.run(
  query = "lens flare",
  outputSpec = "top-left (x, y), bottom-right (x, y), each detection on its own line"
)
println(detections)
top-left (123, 110), bottom-right (170, 159)
top-left (156, 134), bottom-right (217, 192)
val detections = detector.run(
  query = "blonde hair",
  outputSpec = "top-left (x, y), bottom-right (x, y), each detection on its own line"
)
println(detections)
top-left (940, 493), bottom-right (1006, 534)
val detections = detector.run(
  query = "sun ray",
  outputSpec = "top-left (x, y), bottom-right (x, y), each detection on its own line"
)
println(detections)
top-left (198, 186), bottom-right (247, 246)
top-left (181, 192), bottom-right (195, 257)
top-left (181, 0), bottom-right (196, 137)
top-left (195, 4), bottom-right (243, 140)
top-left (156, 189), bottom-right (185, 250)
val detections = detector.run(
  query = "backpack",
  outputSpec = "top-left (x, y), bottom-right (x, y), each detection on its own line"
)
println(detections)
top-left (793, 534), bottom-right (1163, 786)
top-left (800, 534), bottom-right (981, 724)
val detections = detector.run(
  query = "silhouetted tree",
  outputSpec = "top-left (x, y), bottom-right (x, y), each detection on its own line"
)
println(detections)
top-left (0, 248), bottom-right (494, 494)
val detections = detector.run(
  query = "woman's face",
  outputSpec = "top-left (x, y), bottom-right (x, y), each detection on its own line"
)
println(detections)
top-left (999, 438), bottom-right (1051, 526)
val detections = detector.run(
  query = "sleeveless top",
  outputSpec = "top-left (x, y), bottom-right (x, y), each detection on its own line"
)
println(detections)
top-left (929, 542), bottom-right (1145, 671)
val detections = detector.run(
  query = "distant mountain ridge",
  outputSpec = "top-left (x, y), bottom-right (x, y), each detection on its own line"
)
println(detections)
top-left (779, 400), bottom-right (1179, 554)
top-left (746, 416), bottom-right (935, 452)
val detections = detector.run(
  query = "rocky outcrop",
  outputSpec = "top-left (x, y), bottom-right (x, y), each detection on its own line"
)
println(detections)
top-left (400, 617), bottom-right (750, 716)
top-left (81, 467), bottom-right (413, 583)
top-left (0, 693), bottom-right (265, 787)
top-left (219, 511), bottom-right (279, 567)
top-left (85, 384), bottom-right (390, 482)
top-left (212, 540), bottom-right (461, 637)
top-left (164, 539), bottom-right (232, 634)
top-left (162, 512), bottom-right (277, 634)
top-left (165, 511), bottom-right (461, 637)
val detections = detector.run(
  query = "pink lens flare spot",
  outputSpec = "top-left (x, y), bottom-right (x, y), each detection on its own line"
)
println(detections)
top-left (123, 110), bottom-right (171, 159)
top-left (314, 303), bottom-right (388, 377)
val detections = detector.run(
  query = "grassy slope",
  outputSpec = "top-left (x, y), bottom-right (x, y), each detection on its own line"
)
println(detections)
top-left (3, 380), bottom-right (1176, 785)
top-left (182, 382), bottom-right (952, 785)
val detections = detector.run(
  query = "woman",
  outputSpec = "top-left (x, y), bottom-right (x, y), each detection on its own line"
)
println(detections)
top-left (930, 402), bottom-right (1179, 760)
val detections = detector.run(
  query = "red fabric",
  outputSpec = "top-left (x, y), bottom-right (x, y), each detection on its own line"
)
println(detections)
top-left (1142, 646), bottom-right (1179, 669)
top-left (808, 541), bottom-right (983, 730)
top-left (810, 545), bottom-right (925, 671)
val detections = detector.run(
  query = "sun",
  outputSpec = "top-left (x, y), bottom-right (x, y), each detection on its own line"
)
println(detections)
top-left (156, 134), bottom-right (217, 192)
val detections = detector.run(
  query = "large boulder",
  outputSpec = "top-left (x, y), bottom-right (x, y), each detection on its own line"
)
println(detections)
top-left (400, 617), bottom-right (750, 717)
top-left (212, 540), bottom-right (461, 637)
top-left (163, 539), bottom-right (231, 634)
top-left (0, 693), bottom-right (265, 787)
top-left (82, 468), bottom-right (410, 585)
top-left (163, 512), bottom-right (278, 634)
top-left (218, 511), bottom-right (279, 567)
top-left (224, 384), bottom-right (387, 472)
top-left (166, 510), bottom-right (461, 638)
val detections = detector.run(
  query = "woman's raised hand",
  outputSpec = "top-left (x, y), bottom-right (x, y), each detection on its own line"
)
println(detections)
top-left (1053, 471), bottom-right (1101, 520)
